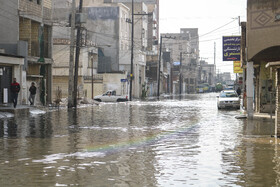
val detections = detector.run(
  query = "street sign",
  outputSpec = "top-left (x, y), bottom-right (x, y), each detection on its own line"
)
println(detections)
top-left (121, 79), bottom-right (128, 82)
top-left (223, 36), bottom-right (241, 61)
top-left (173, 61), bottom-right (181, 66)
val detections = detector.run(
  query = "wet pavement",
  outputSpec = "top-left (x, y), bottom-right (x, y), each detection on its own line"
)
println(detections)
top-left (0, 93), bottom-right (279, 186)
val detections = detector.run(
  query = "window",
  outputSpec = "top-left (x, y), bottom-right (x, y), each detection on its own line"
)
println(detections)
top-left (179, 45), bottom-right (182, 50)
top-left (37, 0), bottom-right (41, 5)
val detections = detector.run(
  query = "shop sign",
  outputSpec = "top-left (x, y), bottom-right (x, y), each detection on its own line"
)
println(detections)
top-left (223, 36), bottom-right (241, 61)
top-left (233, 61), bottom-right (243, 74)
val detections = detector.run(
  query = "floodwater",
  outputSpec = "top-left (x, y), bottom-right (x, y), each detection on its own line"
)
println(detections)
top-left (0, 93), bottom-right (279, 186)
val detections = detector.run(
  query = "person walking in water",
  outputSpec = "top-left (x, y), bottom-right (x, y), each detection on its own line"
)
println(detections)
top-left (29, 82), bottom-right (36, 105)
top-left (11, 78), bottom-right (20, 108)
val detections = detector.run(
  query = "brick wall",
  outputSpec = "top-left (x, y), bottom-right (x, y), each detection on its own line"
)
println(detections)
top-left (44, 0), bottom-right (52, 9)
top-left (19, 0), bottom-right (52, 20)
top-left (31, 21), bottom-right (40, 57)
top-left (27, 64), bottom-right (40, 75)
top-left (19, 0), bottom-right (42, 18)
top-left (19, 18), bottom-right (32, 56)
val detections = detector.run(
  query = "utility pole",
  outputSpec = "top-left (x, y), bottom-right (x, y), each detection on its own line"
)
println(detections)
top-left (73, 0), bottom-right (83, 107)
top-left (179, 52), bottom-right (182, 95)
top-left (129, 0), bottom-right (134, 101)
top-left (214, 42), bottom-right (216, 85)
top-left (157, 35), bottom-right (163, 97)
top-left (217, 69), bottom-right (220, 83)
top-left (91, 53), bottom-right (94, 99)
top-left (38, 0), bottom-right (46, 105)
top-left (68, 0), bottom-right (76, 108)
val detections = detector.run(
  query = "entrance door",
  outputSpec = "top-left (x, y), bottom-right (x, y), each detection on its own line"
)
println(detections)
top-left (0, 66), bottom-right (12, 104)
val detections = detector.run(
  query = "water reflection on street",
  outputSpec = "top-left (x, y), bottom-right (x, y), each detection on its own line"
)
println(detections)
top-left (0, 93), bottom-right (279, 186)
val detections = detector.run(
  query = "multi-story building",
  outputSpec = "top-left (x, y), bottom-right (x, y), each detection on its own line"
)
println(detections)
top-left (86, 2), bottom-right (131, 96)
top-left (161, 31), bottom-right (194, 94)
top-left (19, 0), bottom-right (53, 105)
top-left (116, 2), bottom-right (148, 98)
top-left (0, 0), bottom-right (53, 106)
top-left (242, 0), bottom-right (280, 134)
top-left (52, 0), bottom-right (130, 99)
top-left (113, 0), bottom-right (159, 52)
top-left (199, 60), bottom-right (215, 87)
top-left (83, 0), bottom-right (159, 98)
top-left (180, 28), bottom-right (199, 93)
top-left (0, 0), bottom-right (26, 105)
top-left (110, 0), bottom-right (159, 98)
top-left (52, 0), bottom-right (99, 100)
top-left (217, 72), bottom-right (232, 84)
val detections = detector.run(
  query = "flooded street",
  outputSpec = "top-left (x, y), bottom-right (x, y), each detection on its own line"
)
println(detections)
top-left (0, 93), bottom-right (278, 186)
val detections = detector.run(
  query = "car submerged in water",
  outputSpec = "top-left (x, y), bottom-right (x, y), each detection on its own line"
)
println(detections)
top-left (217, 90), bottom-right (240, 110)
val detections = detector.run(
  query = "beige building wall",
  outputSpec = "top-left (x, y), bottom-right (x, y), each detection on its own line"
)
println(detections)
top-left (52, 43), bottom-right (97, 100)
top-left (247, 0), bottom-right (280, 61)
top-left (102, 73), bottom-right (128, 95)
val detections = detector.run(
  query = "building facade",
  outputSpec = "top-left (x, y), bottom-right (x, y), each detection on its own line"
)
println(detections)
top-left (180, 28), bottom-right (199, 93)
top-left (0, 0), bottom-right (53, 106)
top-left (18, 0), bottom-right (53, 105)
top-left (161, 31), bottom-right (196, 94)
top-left (244, 0), bottom-right (280, 135)
top-left (52, 0), bottom-right (130, 100)
top-left (199, 60), bottom-right (215, 88)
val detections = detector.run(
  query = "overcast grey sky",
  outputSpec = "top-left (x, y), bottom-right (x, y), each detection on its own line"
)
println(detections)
top-left (159, 0), bottom-right (247, 74)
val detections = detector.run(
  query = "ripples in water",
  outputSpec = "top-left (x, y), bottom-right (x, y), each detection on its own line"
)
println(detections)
top-left (0, 93), bottom-right (279, 186)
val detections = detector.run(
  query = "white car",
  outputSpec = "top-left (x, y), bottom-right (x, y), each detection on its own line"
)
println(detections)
top-left (217, 90), bottom-right (240, 110)
top-left (94, 90), bottom-right (128, 102)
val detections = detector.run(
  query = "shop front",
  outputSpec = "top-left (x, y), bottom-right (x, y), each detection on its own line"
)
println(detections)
top-left (0, 54), bottom-right (26, 106)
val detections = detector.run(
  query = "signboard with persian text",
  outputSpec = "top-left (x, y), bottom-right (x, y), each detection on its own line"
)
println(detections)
top-left (223, 36), bottom-right (241, 61)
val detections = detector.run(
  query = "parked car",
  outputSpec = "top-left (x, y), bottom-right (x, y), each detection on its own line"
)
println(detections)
top-left (94, 90), bottom-right (128, 102)
top-left (217, 90), bottom-right (240, 110)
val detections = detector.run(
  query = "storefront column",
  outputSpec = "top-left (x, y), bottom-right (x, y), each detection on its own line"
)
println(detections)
top-left (247, 61), bottom-right (254, 119)
top-left (275, 69), bottom-right (280, 137)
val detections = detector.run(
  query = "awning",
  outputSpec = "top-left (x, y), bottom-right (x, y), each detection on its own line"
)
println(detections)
top-left (265, 61), bottom-right (280, 68)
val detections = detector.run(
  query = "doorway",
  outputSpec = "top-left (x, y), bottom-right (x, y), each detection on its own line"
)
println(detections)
top-left (0, 66), bottom-right (12, 104)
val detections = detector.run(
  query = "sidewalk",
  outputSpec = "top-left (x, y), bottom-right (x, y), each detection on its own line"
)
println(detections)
top-left (254, 112), bottom-right (275, 121)
top-left (0, 104), bottom-right (31, 116)
top-left (235, 108), bottom-right (275, 121)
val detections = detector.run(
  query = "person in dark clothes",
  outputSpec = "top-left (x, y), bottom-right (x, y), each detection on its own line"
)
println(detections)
top-left (236, 87), bottom-right (241, 96)
top-left (29, 82), bottom-right (37, 105)
top-left (11, 78), bottom-right (20, 108)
